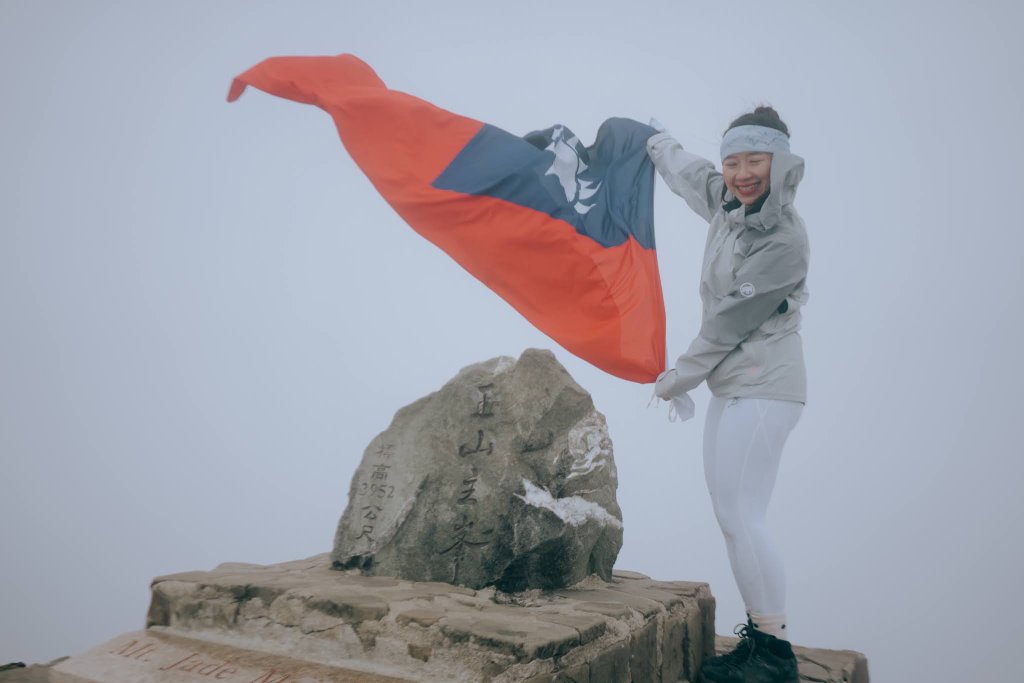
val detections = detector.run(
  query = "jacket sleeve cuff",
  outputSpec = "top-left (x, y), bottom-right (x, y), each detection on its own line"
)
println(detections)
top-left (646, 133), bottom-right (711, 170)
top-left (645, 130), bottom-right (676, 153)
top-left (645, 137), bottom-right (721, 223)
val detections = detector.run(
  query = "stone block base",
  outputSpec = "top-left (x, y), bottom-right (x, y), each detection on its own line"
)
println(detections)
top-left (141, 554), bottom-right (715, 682)
top-left (51, 630), bottom-right (410, 683)
top-left (3, 554), bottom-right (872, 683)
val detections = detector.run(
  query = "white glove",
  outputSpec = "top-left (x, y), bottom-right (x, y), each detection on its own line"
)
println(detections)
top-left (655, 368), bottom-right (684, 400)
top-left (647, 378), bottom-right (695, 423)
top-left (669, 394), bottom-right (695, 422)
top-left (648, 117), bottom-right (668, 134)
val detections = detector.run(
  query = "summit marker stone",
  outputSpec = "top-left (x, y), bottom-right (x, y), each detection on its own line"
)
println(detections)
top-left (331, 348), bottom-right (623, 591)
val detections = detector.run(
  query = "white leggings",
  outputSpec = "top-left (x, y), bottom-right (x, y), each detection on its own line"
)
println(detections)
top-left (703, 396), bottom-right (803, 617)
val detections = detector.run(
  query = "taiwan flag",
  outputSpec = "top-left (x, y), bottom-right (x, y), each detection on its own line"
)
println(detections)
top-left (228, 54), bottom-right (665, 383)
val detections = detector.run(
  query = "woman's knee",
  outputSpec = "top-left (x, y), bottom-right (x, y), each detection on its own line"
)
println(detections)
top-left (712, 503), bottom-right (743, 540)
top-left (712, 501), bottom-right (765, 541)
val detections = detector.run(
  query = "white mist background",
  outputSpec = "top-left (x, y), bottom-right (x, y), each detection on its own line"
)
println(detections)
top-left (3, 1), bottom-right (1022, 681)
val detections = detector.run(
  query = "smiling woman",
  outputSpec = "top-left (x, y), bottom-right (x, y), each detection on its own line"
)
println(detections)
top-left (724, 151), bottom-right (772, 205)
top-left (646, 104), bottom-right (810, 683)
top-left (721, 107), bottom-right (792, 209)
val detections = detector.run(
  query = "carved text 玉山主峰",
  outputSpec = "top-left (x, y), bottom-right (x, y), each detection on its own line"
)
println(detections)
top-left (459, 430), bottom-right (493, 457)
top-left (474, 383), bottom-right (496, 417)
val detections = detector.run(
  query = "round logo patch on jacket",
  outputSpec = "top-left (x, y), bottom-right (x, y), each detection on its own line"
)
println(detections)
top-left (739, 282), bottom-right (756, 298)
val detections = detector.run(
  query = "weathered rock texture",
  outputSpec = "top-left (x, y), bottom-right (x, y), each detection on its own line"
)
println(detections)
top-left (145, 554), bottom-right (716, 682)
top-left (332, 348), bottom-right (623, 591)
top-left (49, 631), bottom-right (409, 683)
top-left (0, 661), bottom-right (65, 683)
top-left (11, 635), bottom-right (874, 683)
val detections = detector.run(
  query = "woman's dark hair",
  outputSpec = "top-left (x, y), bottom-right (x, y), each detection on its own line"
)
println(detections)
top-left (726, 105), bottom-right (789, 137)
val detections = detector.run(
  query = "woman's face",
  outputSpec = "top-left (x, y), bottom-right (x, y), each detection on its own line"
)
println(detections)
top-left (723, 152), bottom-right (772, 205)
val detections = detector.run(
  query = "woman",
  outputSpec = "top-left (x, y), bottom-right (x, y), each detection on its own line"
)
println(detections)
top-left (648, 106), bottom-right (808, 683)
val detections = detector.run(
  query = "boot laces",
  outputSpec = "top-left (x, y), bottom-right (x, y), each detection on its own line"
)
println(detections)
top-left (717, 622), bottom-right (757, 665)
top-left (736, 622), bottom-right (759, 657)
top-left (716, 622), bottom-right (760, 673)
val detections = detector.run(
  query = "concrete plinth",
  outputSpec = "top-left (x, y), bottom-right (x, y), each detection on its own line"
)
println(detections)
top-left (51, 630), bottom-right (409, 683)
top-left (3, 554), bottom-right (873, 682)
top-left (142, 554), bottom-right (715, 682)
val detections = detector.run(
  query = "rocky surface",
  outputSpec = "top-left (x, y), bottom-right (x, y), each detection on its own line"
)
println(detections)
top-left (332, 348), bottom-right (623, 591)
top-left (146, 553), bottom-right (714, 682)
top-left (0, 661), bottom-right (64, 683)
top-left (8, 589), bottom-right (872, 679)
top-left (49, 631), bottom-right (411, 683)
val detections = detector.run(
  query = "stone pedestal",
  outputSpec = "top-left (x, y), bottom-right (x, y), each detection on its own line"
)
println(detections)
top-left (5, 554), bottom-right (876, 682)
top-left (51, 631), bottom-right (409, 683)
top-left (136, 554), bottom-right (714, 682)
top-left (331, 349), bottom-right (625, 592)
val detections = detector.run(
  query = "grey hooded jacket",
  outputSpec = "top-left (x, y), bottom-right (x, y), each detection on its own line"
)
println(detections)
top-left (646, 132), bottom-right (810, 403)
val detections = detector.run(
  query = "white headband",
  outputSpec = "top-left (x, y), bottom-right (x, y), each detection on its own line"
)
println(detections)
top-left (720, 124), bottom-right (790, 161)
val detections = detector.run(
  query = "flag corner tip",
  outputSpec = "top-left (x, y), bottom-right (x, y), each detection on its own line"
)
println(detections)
top-left (226, 79), bottom-right (247, 102)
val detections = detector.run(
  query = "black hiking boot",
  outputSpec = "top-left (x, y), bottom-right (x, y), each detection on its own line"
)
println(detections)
top-left (699, 620), bottom-right (757, 678)
top-left (700, 620), bottom-right (799, 683)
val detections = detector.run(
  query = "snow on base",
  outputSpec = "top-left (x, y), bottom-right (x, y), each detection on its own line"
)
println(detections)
top-left (516, 479), bottom-right (623, 529)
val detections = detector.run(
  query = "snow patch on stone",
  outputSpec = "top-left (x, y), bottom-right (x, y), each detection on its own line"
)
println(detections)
top-left (567, 411), bottom-right (612, 480)
top-left (492, 356), bottom-right (516, 375)
top-left (454, 355), bottom-right (515, 383)
top-left (516, 479), bottom-right (623, 529)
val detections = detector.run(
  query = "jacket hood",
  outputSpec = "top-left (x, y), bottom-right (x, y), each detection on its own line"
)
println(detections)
top-left (722, 151), bottom-right (805, 231)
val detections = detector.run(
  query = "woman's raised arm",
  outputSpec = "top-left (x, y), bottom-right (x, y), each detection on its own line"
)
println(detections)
top-left (646, 132), bottom-right (724, 224)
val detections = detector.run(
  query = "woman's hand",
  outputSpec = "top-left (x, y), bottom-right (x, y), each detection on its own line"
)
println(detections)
top-left (651, 370), bottom-right (695, 422)
top-left (655, 368), bottom-right (682, 400)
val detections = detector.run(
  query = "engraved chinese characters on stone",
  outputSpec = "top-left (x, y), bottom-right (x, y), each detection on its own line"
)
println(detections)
top-left (473, 383), bottom-right (496, 417)
top-left (349, 438), bottom-right (399, 549)
top-left (54, 630), bottom-right (411, 683)
top-left (331, 349), bottom-right (623, 591)
top-left (458, 429), bottom-right (493, 457)
top-left (441, 461), bottom-right (496, 583)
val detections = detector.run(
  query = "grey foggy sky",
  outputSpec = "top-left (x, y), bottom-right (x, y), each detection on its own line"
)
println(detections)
top-left (2, 1), bottom-right (1022, 680)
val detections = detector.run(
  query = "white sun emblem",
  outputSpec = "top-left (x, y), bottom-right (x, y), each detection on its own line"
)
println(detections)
top-left (543, 126), bottom-right (601, 214)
